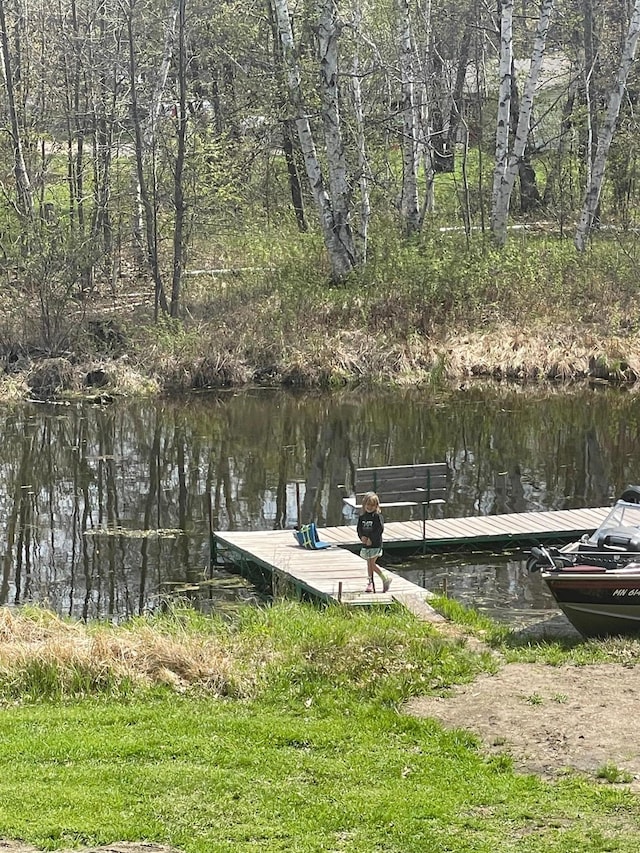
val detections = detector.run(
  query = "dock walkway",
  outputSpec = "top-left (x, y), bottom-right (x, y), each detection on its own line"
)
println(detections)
top-left (213, 504), bottom-right (611, 618)
top-left (318, 504), bottom-right (610, 552)
top-left (214, 527), bottom-right (445, 620)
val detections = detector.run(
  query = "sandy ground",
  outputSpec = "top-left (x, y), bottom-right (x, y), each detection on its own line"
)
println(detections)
top-left (406, 614), bottom-right (640, 788)
top-left (406, 662), bottom-right (640, 784)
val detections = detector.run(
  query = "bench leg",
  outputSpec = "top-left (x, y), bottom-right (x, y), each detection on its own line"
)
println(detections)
top-left (422, 504), bottom-right (427, 553)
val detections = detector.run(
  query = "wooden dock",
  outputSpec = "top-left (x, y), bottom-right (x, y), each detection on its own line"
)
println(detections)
top-left (319, 504), bottom-right (611, 553)
top-left (213, 504), bottom-right (612, 618)
top-left (213, 527), bottom-right (446, 621)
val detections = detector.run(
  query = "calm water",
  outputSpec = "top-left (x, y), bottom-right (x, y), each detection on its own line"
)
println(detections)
top-left (2, 383), bottom-right (639, 624)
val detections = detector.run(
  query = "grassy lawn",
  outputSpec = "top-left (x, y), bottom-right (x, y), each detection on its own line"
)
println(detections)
top-left (0, 603), bottom-right (638, 852)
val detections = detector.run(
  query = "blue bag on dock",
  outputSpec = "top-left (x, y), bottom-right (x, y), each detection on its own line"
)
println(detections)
top-left (294, 522), bottom-right (331, 550)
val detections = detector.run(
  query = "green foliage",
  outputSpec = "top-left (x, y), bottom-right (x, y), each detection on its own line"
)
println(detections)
top-left (0, 657), bottom-right (133, 703)
top-left (232, 601), bottom-right (493, 708)
top-left (430, 595), bottom-right (504, 637)
top-left (12, 229), bottom-right (104, 354)
top-left (434, 593), bottom-right (640, 668)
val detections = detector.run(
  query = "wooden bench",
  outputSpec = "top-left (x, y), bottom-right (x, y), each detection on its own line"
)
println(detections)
top-left (342, 462), bottom-right (448, 542)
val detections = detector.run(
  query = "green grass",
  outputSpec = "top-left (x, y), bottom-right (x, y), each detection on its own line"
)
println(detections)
top-left (433, 593), bottom-right (640, 667)
top-left (0, 602), bottom-right (639, 851)
top-left (0, 692), bottom-right (639, 852)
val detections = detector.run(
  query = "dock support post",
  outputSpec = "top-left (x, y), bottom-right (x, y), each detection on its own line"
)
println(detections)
top-left (207, 490), bottom-right (216, 568)
top-left (423, 499), bottom-right (445, 553)
top-left (422, 503), bottom-right (427, 553)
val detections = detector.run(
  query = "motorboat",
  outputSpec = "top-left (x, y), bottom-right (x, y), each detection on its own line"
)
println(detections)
top-left (527, 487), bottom-right (640, 637)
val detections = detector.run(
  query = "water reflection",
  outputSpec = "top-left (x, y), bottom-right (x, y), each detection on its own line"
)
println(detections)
top-left (0, 384), bottom-right (638, 621)
top-left (400, 552), bottom-right (558, 628)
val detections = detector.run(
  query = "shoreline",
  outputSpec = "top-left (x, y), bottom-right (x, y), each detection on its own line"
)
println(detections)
top-left (2, 323), bottom-right (639, 402)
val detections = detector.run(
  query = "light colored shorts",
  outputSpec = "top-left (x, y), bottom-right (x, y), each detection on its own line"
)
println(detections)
top-left (360, 547), bottom-right (383, 559)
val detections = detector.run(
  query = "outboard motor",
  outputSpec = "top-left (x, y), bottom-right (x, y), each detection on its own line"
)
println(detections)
top-left (526, 545), bottom-right (574, 573)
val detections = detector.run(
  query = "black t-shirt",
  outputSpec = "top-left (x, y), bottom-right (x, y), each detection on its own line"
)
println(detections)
top-left (357, 510), bottom-right (384, 548)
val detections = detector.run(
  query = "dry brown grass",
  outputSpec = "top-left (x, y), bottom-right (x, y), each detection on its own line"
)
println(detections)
top-left (0, 607), bottom-right (245, 699)
top-left (4, 318), bottom-right (640, 398)
top-left (438, 323), bottom-right (640, 383)
top-left (3, 257), bottom-right (640, 397)
top-left (21, 358), bottom-right (158, 400)
top-left (135, 321), bottom-right (640, 390)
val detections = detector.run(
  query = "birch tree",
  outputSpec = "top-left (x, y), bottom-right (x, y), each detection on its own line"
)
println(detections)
top-left (350, 51), bottom-right (371, 261)
top-left (581, 0), bottom-right (599, 187)
top-left (490, 0), bottom-right (513, 237)
top-left (88, 0), bottom-right (123, 267)
top-left (126, 0), bottom-right (169, 316)
top-left (0, 0), bottom-right (33, 221)
top-left (317, 0), bottom-right (357, 268)
top-left (132, 0), bottom-right (179, 260)
top-left (491, 0), bottom-right (553, 246)
top-left (575, 0), bottom-right (640, 250)
top-left (416, 0), bottom-right (435, 219)
top-left (63, 0), bottom-right (88, 233)
top-left (170, 0), bottom-right (187, 318)
top-left (267, 0), bottom-right (307, 232)
top-left (271, 0), bottom-right (358, 280)
top-left (144, 1), bottom-right (179, 150)
top-left (396, 0), bottom-right (420, 233)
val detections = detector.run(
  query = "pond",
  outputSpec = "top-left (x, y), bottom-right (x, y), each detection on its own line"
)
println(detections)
top-left (1, 383), bottom-right (639, 625)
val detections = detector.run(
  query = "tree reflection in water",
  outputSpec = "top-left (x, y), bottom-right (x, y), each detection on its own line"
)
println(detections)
top-left (0, 384), bottom-right (636, 621)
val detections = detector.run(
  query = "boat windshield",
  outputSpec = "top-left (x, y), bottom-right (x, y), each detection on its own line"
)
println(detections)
top-left (587, 501), bottom-right (640, 544)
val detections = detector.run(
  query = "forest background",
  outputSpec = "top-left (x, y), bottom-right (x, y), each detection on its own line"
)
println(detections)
top-left (1, 0), bottom-right (640, 398)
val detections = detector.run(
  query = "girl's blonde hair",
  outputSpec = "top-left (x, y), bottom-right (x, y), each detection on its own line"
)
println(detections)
top-left (361, 491), bottom-right (381, 512)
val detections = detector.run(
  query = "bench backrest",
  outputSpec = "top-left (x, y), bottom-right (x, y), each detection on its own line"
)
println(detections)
top-left (354, 462), bottom-right (448, 506)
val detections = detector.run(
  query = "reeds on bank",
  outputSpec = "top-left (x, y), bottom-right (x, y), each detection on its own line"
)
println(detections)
top-left (0, 607), bottom-right (240, 700)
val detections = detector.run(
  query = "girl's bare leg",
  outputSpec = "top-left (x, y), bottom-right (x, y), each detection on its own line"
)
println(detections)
top-left (366, 558), bottom-right (390, 592)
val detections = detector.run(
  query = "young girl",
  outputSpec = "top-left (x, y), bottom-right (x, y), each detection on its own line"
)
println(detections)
top-left (357, 491), bottom-right (392, 593)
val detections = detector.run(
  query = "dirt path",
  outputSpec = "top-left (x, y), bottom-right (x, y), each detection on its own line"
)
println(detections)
top-left (406, 661), bottom-right (640, 786)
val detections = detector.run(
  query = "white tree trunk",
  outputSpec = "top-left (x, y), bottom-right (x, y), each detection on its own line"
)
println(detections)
top-left (144, 2), bottom-right (179, 149)
top-left (133, 0), bottom-right (179, 244)
top-left (417, 0), bottom-right (434, 221)
top-left (491, 0), bottom-right (553, 246)
top-left (575, 0), bottom-right (640, 250)
top-left (351, 53), bottom-right (370, 262)
top-left (397, 0), bottom-right (420, 234)
top-left (490, 0), bottom-right (513, 235)
top-left (317, 0), bottom-right (358, 269)
top-left (582, 60), bottom-right (596, 192)
top-left (126, 0), bottom-right (168, 315)
top-left (0, 0), bottom-right (33, 220)
top-left (273, 0), bottom-right (356, 280)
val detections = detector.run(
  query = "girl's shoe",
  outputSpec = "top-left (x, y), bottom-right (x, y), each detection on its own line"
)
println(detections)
top-left (382, 576), bottom-right (392, 593)
top-left (365, 581), bottom-right (374, 593)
